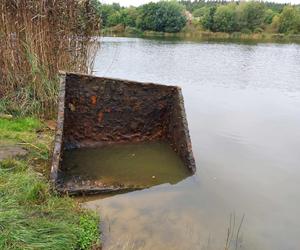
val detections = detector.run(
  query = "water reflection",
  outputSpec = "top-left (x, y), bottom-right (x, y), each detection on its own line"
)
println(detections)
top-left (84, 37), bottom-right (300, 250)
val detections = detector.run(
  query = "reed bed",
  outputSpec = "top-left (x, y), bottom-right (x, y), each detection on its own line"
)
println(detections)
top-left (0, 0), bottom-right (101, 117)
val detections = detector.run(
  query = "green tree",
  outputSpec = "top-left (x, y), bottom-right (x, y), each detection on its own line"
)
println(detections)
top-left (99, 3), bottom-right (121, 27)
top-left (136, 2), bottom-right (158, 31)
top-left (120, 7), bottom-right (139, 27)
top-left (107, 11), bottom-right (122, 27)
top-left (264, 9), bottom-right (276, 24)
top-left (201, 6), bottom-right (216, 31)
top-left (137, 1), bottom-right (187, 33)
top-left (278, 6), bottom-right (300, 34)
top-left (192, 7), bottom-right (208, 18)
top-left (270, 14), bottom-right (280, 33)
top-left (213, 4), bottom-right (238, 33)
top-left (237, 1), bottom-right (266, 31)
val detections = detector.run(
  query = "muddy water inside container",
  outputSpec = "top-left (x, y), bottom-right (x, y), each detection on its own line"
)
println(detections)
top-left (61, 141), bottom-right (191, 188)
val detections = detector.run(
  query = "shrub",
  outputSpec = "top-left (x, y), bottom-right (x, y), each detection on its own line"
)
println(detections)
top-left (213, 4), bottom-right (238, 33)
top-left (278, 6), bottom-right (300, 34)
top-left (137, 1), bottom-right (187, 33)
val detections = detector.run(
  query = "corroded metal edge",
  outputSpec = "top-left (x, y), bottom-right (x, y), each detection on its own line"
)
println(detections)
top-left (176, 87), bottom-right (196, 172)
top-left (61, 71), bottom-right (179, 89)
top-left (56, 186), bottom-right (146, 196)
top-left (50, 72), bottom-right (66, 186)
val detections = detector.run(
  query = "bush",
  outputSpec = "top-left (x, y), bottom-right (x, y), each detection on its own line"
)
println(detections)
top-left (137, 1), bottom-right (187, 33)
top-left (213, 4), bottom-right (238, 33)
top-left (278, 6), bottom-right (300, 34)
top-left (201, 6), bottom-right (216, 31)
top-left (236, 1), bottom-right (266, 31)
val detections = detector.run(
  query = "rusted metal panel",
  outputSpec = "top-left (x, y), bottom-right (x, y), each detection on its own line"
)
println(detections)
top-left (51, 72), bottom-right (196, 195)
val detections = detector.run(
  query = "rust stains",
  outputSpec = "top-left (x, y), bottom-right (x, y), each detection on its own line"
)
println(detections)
top-left (91, 95), bottom-right (97, 105)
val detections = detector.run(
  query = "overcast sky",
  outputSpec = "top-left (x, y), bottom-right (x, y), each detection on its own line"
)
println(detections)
top-left (100, 0), bottom-right (300, 7)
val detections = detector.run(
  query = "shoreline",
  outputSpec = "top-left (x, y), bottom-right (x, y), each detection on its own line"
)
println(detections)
top-left (102, 28), bottom-right (300, 44)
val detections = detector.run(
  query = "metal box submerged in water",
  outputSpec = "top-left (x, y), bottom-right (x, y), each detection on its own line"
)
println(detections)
top-left (51, 72), bottom-right (196, 195)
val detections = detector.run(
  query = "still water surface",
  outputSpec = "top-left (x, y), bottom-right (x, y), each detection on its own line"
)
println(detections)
top-left (84, 37), bottom-right (300, 250)
top-left (62, 142), bottom-right (190, 187)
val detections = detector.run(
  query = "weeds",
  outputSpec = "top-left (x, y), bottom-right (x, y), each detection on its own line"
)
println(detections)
top-left (0, 162), bottom-right (100, 249)
top-left (224, 213), bottom-right (245, 250)
top-left (0, 1), bottom-right (101, 118)
top-left (0, 118), bottom-right (100, 249)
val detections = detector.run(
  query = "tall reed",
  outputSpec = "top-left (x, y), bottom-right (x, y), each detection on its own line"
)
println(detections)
top-left (0, 0), bottom-right (101, 117)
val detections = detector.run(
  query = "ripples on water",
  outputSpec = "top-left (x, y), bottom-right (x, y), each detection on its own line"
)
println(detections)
top-left (83, 37), bottom-right (300, 250)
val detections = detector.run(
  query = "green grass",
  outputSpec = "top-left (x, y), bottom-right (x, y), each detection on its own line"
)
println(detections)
top-left (0, 118), bottom-right (50, 161)
top-left (0, 117), bottom-right (41, 132)
top-left (0, 117), bottom-right (42, 143)
top-left (0, 118), bottom-right (100, 250)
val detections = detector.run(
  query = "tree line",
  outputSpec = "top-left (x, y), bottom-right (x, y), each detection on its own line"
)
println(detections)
top-left (97, 1), bottom-right (300, 35)
top-left (98, 1), bottom-right (187, 32)
top-left (182, 1), bottom-right (300, 34)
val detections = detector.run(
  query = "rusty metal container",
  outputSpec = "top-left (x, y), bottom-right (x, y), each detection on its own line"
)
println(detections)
top-left (51, 72), bottom-right (195, 195)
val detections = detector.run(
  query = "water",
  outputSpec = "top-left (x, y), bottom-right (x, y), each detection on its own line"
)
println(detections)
top-left (84, 37), bottom-right (300, 250)
top-left (61, 142), bottom-right (191, 188)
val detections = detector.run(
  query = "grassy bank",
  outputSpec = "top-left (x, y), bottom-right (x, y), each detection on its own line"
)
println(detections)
top-left (0, 117), bottom-right (100, 250)
top-left (103, 25), bottom-right (300, 44)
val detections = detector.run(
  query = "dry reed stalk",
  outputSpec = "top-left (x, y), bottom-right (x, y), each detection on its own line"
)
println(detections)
top-left (0, 0), bottom-right (101, 117)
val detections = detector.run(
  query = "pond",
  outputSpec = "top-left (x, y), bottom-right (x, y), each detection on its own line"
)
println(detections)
top-left (82, 37), bottom-right (300, 250)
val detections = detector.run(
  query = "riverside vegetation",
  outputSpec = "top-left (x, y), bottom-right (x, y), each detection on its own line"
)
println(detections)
top-left (99, 0), bottom-right (300, 40)
top-left (0, 0), bottom-right (101, 117)
top-left (0, 1), bottom-right (101, 249)
top-left (0, 118), bottom-right (99, 249)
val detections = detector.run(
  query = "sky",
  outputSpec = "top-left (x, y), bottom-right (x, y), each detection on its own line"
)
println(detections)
top-left (100, 0), bottom-right (300, 7)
